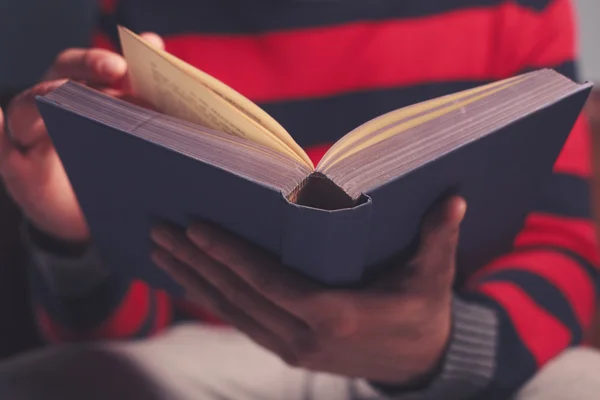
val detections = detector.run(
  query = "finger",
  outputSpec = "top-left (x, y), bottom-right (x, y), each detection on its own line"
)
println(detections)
top-left (150, 227), bottom-right (314, 350)
top-left (44, 48), bottom-right (127, 85)
top-left (407, 196), bottom-right (466, 294)
top-left (140, 32), bottom-right (165, 50)
top-left (151, 248), bottom-right (299, 363)
top-left (420, 196), bottom-right (467, 242)
top-left (185, 222), bottom-right (318, 304)
top-left (184, 223), bottom-right (354, 337)
top-left (0, 107), bottom-right (12, 169)
top-left (0, 104), bottom-right (49, 201)
top-left (6, 80), bottom-right (67, 150)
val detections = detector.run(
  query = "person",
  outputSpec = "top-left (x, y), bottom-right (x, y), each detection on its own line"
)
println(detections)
top-left (1, 0), bottom-right (600, 399)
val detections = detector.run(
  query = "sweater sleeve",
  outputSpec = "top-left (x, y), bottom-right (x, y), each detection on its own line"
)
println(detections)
top-left (24, 224), bottom-right (174, 343)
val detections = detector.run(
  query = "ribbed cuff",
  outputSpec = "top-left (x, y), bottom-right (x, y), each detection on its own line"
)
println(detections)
top-left (357, 296), bottom-right (498, 400)
top-left (427, 296), bottom-right (498, 398)
top-left (22, 222), bottom-right (112, 298)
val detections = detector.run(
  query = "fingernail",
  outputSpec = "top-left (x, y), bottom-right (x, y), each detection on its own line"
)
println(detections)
top-left (98, 56), bottom-right (127, 77)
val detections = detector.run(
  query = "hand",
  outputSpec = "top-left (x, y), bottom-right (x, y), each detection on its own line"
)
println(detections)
top-left (150, 196), bottom-right (467, 384)
top-left (0, 33), bottom-right (164, 242)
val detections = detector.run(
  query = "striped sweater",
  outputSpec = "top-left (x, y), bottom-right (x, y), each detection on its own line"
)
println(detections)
top-left (27, 0), bottom-right (599, 399)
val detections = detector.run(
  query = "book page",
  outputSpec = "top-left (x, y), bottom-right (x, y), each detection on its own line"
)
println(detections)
top-left (118, 27), bottom-right (313, 168)
top-left (317, 74), bottom-right (529, 170)
top-left (156, 48), bottom-right (313, 168)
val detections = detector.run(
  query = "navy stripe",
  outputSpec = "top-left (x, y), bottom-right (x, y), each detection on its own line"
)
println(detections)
top-left (64, 276), bottom-right (136, 330)
top-left (523, 60), bottom-right (579, 82)
top-left (512, 245), bottom-right (600, 295)
top-left (534, 173), bottom-right (590, 219)
top-left (96, 3), bottom-right (121, 49)
top-left (112, 0), bottom-right (554, 36)
top-left (259, 80), bottom-right (487, 147)
top-left (476, 269), bottom-right (583, 344)
top-left (30, 253), bottom-right (156, 336)
top-left (28, 257), bottom-right (77, 328)
top-left (172, 307), bottom-right (196, 325)
top-left (29, 252), bottom-right (134, 330)
top-left (459, 292), bottom-right (537, 400)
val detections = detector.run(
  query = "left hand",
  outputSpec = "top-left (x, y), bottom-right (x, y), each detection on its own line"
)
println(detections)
top-left (150, 196), bottom-right (466, 385)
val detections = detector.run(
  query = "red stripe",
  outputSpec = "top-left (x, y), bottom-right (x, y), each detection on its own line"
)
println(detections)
top-left (91, 280), bottom-right (151, 339)
top-left (514, 213), bottom-right (600, 266)
top-left (553, 115), bottom-right (591, 177)
top-left (92, 30), bottom-right (117, 52)
top-left (470, 249), bottom-right (595, 328)
top-left (99, 0), bottom-right (117, 14)
top-left (478, 281), bottom-right (571, 367)
top-left (151, 290), bottom-right (172, 335)
top-left (163, 0), bottom-right (574, 102)
top-left (305, 144), bottom-right (333, 166)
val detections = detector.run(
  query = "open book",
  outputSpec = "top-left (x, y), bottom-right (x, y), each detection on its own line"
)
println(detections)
top-left (36, 27), bottom-right (592, 291)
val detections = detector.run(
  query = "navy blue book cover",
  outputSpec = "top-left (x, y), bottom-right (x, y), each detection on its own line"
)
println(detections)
top-left (36, 83), bottom-right (590, 294)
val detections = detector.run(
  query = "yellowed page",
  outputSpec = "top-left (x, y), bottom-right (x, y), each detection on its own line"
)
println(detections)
top-left (118, 27), bottom-right (313, 168)
top-left (317, 74), bottom-right (527, 169)
top-left (156, 49), bottom-right (312, 167)
top-left (320, 77), bottom-right (525, 171)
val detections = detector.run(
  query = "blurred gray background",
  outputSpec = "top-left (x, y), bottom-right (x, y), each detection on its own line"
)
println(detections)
top-left (576, 0), bottom-right (600, 82)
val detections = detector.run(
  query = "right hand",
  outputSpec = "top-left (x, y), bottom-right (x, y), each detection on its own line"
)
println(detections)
top-left (0, 33), bottom-right (164, 243)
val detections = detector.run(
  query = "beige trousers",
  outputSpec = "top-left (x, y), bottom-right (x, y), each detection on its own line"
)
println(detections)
top-left (0, 323), bottom-right (598, 400)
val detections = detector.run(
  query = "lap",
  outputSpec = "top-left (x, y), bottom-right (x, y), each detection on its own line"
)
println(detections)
top-left (0, 324), bottom-right (364, 400)
top-left (515, 347), bottom-right (600, 400)
top-left (0, 342), bottom-right (166, 400)
top-left (2, 324), bottom-right (598, 400)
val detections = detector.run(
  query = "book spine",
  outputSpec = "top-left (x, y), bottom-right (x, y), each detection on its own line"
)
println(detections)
top-left (279, 194), bottom-right (372, 286)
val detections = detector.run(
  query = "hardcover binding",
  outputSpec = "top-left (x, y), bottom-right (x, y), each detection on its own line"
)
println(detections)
top-left (281, 192), bottom-right (372, 285)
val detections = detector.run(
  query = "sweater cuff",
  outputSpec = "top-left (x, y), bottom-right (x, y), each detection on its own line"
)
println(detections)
top-left (359, 296), bottom-right (498, 400)
top-left (22, 222), bottom-right (112, 298)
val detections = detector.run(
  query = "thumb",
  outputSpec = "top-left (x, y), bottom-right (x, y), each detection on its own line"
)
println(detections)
top-left (406, 196), bottom-right (466, 296)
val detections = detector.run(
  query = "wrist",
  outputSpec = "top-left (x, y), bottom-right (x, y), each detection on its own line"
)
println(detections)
top-left (373, 299), bottom-right (453, 386)
top-left (23, 222), bottom-right (111, 298)
top-left (368, 296), bottom-right (498, 399)
top-left (27, 222), bottom-right (90, 258)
